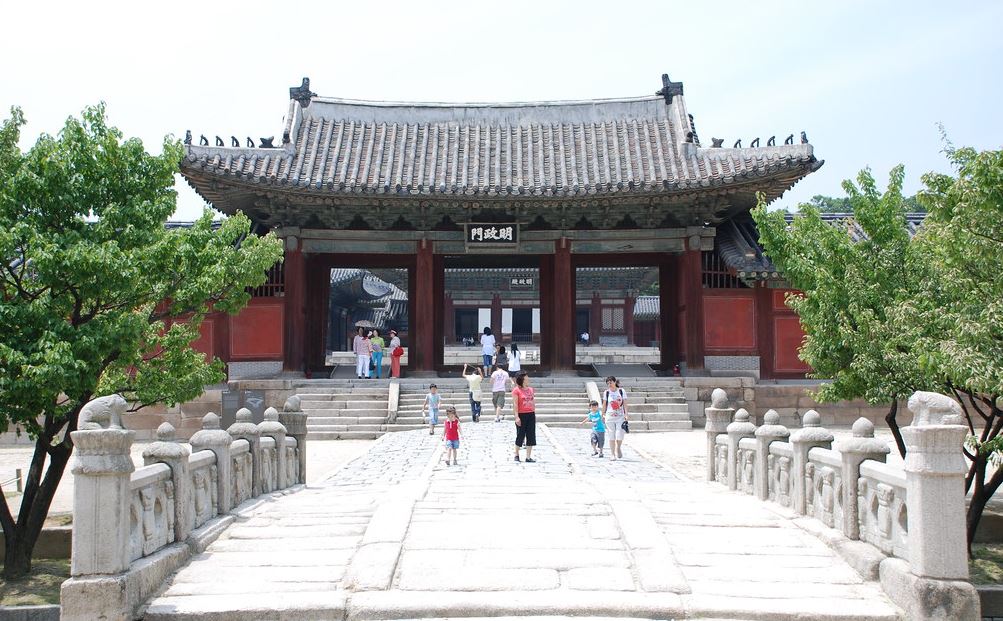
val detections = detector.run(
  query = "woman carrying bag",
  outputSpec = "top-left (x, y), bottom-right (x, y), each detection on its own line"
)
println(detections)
top-left (389, 329), bottom-right (403, 378)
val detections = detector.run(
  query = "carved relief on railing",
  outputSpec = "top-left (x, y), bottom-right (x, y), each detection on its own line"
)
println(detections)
top-left (230, 440), bottom-right (253, 506)
top-left (737, 437), bottom-right (757, 495)
top-left (858, 460), bottom-right (908, 558)
top-left (714, 435), bottom-right (729, 485)
top-left (768, 441), bottom-right (793, 507)
top-left (189, 450), bottom-right (218, 530)
top-left (128, 463), bottom-right (175, 562)
top-left (260, 437), bottom-right (275, 494)
top-left (806, 447), bottom-right (843, 530)
top-left (286, 439), bottom-right (300, 487)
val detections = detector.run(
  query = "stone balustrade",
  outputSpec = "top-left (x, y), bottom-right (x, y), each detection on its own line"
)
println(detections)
top-left (705, 390), bottom-right (980, 620)
top-left (61, 396), bottom-right (308, 621)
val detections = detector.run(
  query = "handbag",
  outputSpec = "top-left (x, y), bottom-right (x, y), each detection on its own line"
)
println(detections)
top-left (621, 420), bottom-right (629, 433)
top-left (392, 346), bottom-right (404, 357)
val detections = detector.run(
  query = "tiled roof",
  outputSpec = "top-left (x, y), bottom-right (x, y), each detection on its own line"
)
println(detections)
top-left (181, 82), bottom-right (820, 204)
top-left (634, 296), bottom-right (660, 320)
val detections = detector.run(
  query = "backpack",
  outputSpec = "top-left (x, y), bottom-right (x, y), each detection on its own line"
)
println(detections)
top-left (604, 388), bottom-right (625, 413)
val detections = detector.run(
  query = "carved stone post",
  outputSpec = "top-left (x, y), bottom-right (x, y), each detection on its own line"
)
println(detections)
top-left (228, 407), bottom-right (262, 497)
top-left (789, 410), bottom-right (833, 515)
top-left (902, 392), bottom-right (969, 579)
top-left (704, 388), bottom-right (734, 482)
top-left (836, 418), bottom-right (889, 540)
top-left (726, 408), bottom-right (757, 491)
top-left (279, 395), bottom-right (308, 484)
top-left (754, 409), bottom-right (789, 501)
top-left (142, 422), bottom-right (193, 544)
top-left (189, 412), bottom-right (233, 514)
top-left (68, 395), bottom-right (134, 576)
top-left (258, 406), bottom-right (288, 491)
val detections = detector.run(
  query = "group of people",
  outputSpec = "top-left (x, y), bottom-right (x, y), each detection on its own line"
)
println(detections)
top-left (478, 327), bottom-right (522, 376)
top-left (421, 371), bottom-right (629, 465)
top-left (352, 326), bottom-right (403, 379)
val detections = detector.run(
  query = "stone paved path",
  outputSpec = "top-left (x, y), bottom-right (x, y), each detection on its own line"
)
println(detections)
top-left (143, 423), bottom-right (902, 621)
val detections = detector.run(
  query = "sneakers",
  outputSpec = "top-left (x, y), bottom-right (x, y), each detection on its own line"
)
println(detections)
top-left (429, 428), bottom-right (434, 435)
top-left (514, 455), bottom-right (520, 462)
top-left (525, 458), bottom-right (536, 463)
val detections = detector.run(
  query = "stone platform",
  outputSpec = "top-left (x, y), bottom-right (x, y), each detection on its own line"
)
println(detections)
top-left (142, 424), bottom-right (901, 621)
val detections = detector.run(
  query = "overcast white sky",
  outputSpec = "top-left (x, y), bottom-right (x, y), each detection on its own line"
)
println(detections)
top-left (3, 1), bottom-right (1001, 220)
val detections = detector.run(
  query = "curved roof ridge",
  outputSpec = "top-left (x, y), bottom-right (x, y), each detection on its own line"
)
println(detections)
top-left (310, 94), bottom-right (664, 109)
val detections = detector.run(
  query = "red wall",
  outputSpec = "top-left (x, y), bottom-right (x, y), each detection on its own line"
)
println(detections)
top-left (229, 300), bottom-right (284, 360)
top-left (703, 291), bottom-right (756, 352)
top-left (772, 290), bottom-right (810, 374)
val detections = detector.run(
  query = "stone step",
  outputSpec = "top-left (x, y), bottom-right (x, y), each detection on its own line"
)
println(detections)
top-left (300, 400), bottom-right (389, 409)
top-left (308, 423), bottom-right (385, 433)
top-left (300, 407), bottom-right (388, 416)
top-left (305, 416), bottom-right (387, 425)
top-left (306, 430), bottom-right (382, 440)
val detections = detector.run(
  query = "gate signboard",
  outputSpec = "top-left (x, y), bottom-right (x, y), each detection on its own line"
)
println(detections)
top-left (466, 223), bottom-right (518, 248)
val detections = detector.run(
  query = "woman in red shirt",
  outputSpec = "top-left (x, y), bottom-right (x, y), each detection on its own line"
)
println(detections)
top-left (512, 371), bottom-right (537, 463)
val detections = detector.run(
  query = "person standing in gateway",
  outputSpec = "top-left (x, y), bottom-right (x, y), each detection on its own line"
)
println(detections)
top-left (388, 329), bottom-right (402, 378)
top-left (370, 329), bottom-right (385, 379)
top-left (353, 327), bottom-right (371, 379)
top-left (480, 327), bottom-right (496, 374)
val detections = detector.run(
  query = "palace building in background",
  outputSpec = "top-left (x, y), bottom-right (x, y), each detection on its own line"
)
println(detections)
top-left (179, 75), bottom-right (821, 378)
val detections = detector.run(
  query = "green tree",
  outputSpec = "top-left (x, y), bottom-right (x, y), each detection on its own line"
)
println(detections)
top-left (754, 166), bottom-right (938, 457)
top-left (0, 105), bottom-right (283, 578)
top-left (902, 146), bottom-right (1003, 551)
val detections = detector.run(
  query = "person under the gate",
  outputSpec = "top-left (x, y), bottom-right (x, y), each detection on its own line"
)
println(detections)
top-left (388, 329), bottom-right (402, 378)
top-left (353, 326), bottom-right (371, 379)
top-left (461, 363), bottom-right (484, 422)
top-left (370, 329), bottom-right (385, 379)
top-left (480, 327), bottom-right (496, 373)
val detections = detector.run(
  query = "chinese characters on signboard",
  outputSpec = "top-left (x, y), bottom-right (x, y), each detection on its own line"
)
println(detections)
top-left (466, 223), bottom-right (518, 246)
top-left (510, 277), bottom-right (534, 288)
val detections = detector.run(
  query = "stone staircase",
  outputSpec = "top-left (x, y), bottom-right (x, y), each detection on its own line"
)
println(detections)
top-left (299, 380), bottom-right (390, 440)
top-left (300, 377), bottom-right (691, 439)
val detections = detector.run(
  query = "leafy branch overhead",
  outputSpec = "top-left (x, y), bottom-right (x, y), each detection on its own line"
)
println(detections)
top-left (0, 103), bottom-right (283, 577)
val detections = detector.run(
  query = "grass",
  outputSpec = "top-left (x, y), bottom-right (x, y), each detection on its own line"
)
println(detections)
top-left (971, 544), bottom-right (1003, 584)
top-left (0, 558), bottom-right (69, 606)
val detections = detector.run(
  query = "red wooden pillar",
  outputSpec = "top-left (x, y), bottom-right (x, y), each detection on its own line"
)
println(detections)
top-left (589, 292), bottom-right (602, 342)
top-left (303, 257), bottom-right (329, 372)
top-left (553, 238), bottom-right (575, 369)
top-left (490, 294), bottom-right (503, 340)
top-left (283, 240), bottom-right (306, 374)
top-left (681, 246), bottom-right (705, 371)
top-left (433, 253), bottom-right (445, 368)
top-left (539, 255), bottom-right (554, 368)
top-left (756, 283), bottom-right (774, 380)
top-left (658, 256), bottom-right (678, 370)
top-left (413, 239), bottom-right (436, 373)
top-left (623, 293), bottom-right (636, 345)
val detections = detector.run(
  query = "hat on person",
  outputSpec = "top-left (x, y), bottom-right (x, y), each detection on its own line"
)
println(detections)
top-left (389, 329), bottom-right (397, 335)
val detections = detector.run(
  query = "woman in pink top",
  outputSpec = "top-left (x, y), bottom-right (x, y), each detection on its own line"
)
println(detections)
top-left (512, 371), bottom-right (537, 463)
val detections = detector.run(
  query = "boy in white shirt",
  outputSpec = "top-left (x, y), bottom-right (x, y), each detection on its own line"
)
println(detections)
top-left (489, 364), bottom-right (511, 422)
top-left (462, 363), bottom-right (484, 422)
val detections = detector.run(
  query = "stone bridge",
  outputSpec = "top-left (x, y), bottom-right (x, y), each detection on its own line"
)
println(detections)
top-left (59, 391), bottom-right (980, 620)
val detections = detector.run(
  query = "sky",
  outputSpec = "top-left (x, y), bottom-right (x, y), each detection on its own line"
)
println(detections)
top-left (3, 1), bottom-right (1001, 220)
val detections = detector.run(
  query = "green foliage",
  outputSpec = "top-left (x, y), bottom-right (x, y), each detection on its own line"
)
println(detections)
top-left (0, 103), bottom-right (283, 575)
top-left (0, 104), bottom-right (282, 436)
top-left (796, 193), bottom-right (924, 214)
top-left (753, 166), bottom-right (938, 406)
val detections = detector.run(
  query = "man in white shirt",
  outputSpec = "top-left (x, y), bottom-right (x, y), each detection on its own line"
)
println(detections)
top-left (462, 363), bottom-right (484, 422)
top-left (489, 364), bottom-right (511, 422)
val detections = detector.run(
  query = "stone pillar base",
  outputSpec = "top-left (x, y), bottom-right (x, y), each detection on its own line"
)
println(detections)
top-left (879, 557), bottom-right (980, 621)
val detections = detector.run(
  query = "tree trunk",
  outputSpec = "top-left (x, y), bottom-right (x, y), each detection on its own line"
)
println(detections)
top-left (1, 426), bottom-right (72, 579)
top-left (885, 399), bottom-right (907, 458)
top-left (967, 461), bottom-right (1003, 557)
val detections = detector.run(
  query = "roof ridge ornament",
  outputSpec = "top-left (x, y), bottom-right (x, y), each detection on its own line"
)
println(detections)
top-left (290, 77), bottom-right (316, 108)
top-left (655, 73), bottom-right (684, 104)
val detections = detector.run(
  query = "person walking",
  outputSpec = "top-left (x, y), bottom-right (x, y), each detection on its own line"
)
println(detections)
top-left (370, 329), bottom-right (385, 379)
top-left (353, 327), bottom-right (371, 379)
top-left (442, 406), bottom-right (461, 466)
top-left (422, 384), bottom-right (441, 435)
top-left (480, 327), bottom-right (496, 374)
top-left (507, 343), bottom-right (522, 377)
top-left (512, 371), bottom-right (537, 463)
top-left (461, 363), bottom-right (484, 422)
top-left (494, 345), bottom-right (509, 371)
top-left (601, 376), bottom-right (628, 460)
top-left (490, 364), bottom-right (510, 422)
top-left (389, 329), bottom-right (402, 378)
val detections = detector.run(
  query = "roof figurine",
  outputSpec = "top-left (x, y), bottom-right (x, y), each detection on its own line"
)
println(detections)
top-left (290, 77), bottom-right (316, 108)
top-left (655, 73), bottom-right (684, 104)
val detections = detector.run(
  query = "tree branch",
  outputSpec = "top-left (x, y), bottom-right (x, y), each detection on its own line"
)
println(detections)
top-left (886, 400), bottom-right (907, 458)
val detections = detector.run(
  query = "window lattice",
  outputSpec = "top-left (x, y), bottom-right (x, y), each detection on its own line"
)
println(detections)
top-left (602, 307), bottom-right (624, 331)
top-left (702, 251), bottom-right (747, 289)
top-left (248, 262), bottom-right (285, 297)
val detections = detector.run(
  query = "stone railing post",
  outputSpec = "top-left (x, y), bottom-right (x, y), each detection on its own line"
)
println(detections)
top-left (704, 388), bottom-right (734, 482)
top-left (228, 407), bottom-right (262, 497)
top-left (68, 395), bottom-right (134, 576)
top-left (754, 409), bottom-right (789, 501)
top-left (279, 395), bottom-right (308, 484)
top-left (726, 408), bottom-right (757, 491)
top-left (902, 391), bottom-right (969, 579)
top-left (258, 406), bottom-right (288, 491)
top-left (189, 412), bottom-right (233, 514)
top-left (836, 417), bottom-right (889, 540)
top-left (142, 422), bottom-right (193, 544)
top-left (789, 410), bottom-right (834, 515)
